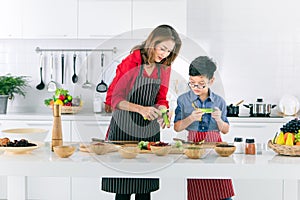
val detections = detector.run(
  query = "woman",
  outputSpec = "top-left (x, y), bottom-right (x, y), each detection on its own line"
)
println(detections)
top-left (102, 24), bottom-right (182, 200)
top-left (174, 56), bottom-right (234, 200)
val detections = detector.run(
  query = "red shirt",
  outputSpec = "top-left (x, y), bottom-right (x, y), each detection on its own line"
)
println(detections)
top-left (105, 49), bottom-right (170, 109)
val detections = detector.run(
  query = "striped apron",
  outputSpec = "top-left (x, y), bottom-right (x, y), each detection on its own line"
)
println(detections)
top-left (102, 64), bottom-right (161, 194)
top-left (187, 131), bottom-right (235, 200)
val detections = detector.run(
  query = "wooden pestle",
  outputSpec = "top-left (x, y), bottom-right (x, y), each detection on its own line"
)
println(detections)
top-left (51, 104), bottom-right (63, 151)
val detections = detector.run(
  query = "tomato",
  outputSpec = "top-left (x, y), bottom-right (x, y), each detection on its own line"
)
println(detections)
top-left (147, 142), bottom-right (155, 150)
top-left (59, 95), bottom-right (66, 101)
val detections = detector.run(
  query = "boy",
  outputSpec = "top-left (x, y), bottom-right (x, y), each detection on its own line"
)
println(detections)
top-left (174, 56), bottom-right (234, 200)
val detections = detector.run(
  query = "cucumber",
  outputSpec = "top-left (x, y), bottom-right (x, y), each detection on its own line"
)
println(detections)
top-left (199, 108), bottom-right (213, 113)
top-left (161, 109), bottom-right (170, 126)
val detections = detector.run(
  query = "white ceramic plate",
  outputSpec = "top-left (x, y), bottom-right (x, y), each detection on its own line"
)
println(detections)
top-left (278, 95), bottom-right (300, 115)
top-left (1, 128), bottom-right (48, 142)
top-left (0, 141), bottom-right (40, 154)
top-left (1, 128), bottom-right (47, 134)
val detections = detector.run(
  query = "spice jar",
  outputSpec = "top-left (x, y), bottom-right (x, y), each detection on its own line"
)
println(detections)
top-left (234, 137), bottom-right (244, 154)
top-left (245, 138), bottom-right (256, 155)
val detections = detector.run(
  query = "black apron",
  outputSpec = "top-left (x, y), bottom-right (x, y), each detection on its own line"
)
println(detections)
top-left (102, 64), bottom-right (161, 194)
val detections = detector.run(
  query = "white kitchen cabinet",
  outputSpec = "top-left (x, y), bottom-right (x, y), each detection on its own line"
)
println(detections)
top-left (72, 177), bottom-right (115, 200)
top-left (132, 0), bottom-right (187, 37)
top-left (0, 0), bottom-right (23, 38)
top-left (22, 0), bottom-right (77, 38)
top-left (78, 0), bottom-right (131, 38)
top-left (27, 177), bottom-right (71, 200)
top-left (71, 120), bottom-right (110, 142)
top-left (233, 179), bottom-right (283, 200)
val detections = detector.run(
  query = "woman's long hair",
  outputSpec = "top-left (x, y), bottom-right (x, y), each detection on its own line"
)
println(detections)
top-left (132, 24), bottom-right (182, 67)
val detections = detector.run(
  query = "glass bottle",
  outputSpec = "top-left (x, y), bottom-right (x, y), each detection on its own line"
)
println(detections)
top-left (245, 138), bottom-right (256, 155)
top-left (234, 137), bottom-right (244, 154)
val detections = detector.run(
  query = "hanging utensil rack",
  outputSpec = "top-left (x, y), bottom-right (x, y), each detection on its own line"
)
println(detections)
top-left (35, 47), bottom-right (117, 53)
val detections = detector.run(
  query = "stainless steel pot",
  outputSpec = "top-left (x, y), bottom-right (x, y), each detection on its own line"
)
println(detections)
top-left (243, 98), bottom-right (276, 117)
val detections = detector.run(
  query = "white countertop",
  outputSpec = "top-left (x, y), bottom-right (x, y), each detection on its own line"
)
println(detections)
top-left (0, 144), bottom-right (299, 180)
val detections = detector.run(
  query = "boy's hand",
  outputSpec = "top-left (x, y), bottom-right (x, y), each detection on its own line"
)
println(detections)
top-left (211, 107), bottom-right (222, 122)
top-left (190, 109), bottom-right (204, 121)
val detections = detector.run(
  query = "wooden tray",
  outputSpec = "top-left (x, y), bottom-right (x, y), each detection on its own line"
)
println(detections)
top-left (268, 140), bottom-right (300, 156)
top-left (79, 143), bottom-right (120, 153)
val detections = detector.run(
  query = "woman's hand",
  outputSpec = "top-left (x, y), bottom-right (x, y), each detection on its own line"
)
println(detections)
top-left (140, 106), bottom-right (161, 121)
top-left (211, 107), bottom-right (222, 122)
top-left (189, 109), bottom-right (204, 122)
top-left (105, 104), bottom-right (113, 113)
top-left (158, 111), bottom-right (172, 129)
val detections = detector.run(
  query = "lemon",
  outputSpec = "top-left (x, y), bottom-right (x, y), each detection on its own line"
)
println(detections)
top-left (54, 99), bottom-right (64, 105)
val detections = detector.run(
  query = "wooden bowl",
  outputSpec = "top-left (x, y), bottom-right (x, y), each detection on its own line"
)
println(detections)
top-left (89, 142), bottom-right (110, 155)
top-left (184, 146), bottom-right (207, 159)
top-left (214, 144), bottom-right (236, 157)
top-left (150, 145), bottom-right (172, 156)
top-left (53, 145), bottom-right (76, 158)
top-left (118, 146), bottom-right (139, 159)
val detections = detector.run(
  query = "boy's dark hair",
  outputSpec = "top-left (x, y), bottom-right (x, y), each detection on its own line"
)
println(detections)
top-left (189, 56), bottom-right (217, 79)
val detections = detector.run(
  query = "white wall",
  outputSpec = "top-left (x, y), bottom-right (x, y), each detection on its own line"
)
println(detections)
top-left (187, 0), bottom-right (300, 115)
top-left (2, 0), bottom-right (300, 115)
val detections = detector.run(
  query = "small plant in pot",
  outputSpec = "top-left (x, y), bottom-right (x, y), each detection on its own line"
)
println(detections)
top-left (0, 74), bottom-right (30, 114)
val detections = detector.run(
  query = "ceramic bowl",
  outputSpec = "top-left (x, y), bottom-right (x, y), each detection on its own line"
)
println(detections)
top-left (184, 146), bottom-right (207, 159)
top-left (118, 146), bottom-right (139, 159)
top-left (53, 145), bottom-right (76, 158)
top-left (214, 144), bottom-right (236, 157)
top-left (150, 145), bottom-right (172, 156)
top-left (89, 142), bottom-right (110, 155)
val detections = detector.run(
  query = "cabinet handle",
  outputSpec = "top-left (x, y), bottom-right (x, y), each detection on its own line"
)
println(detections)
top-left (231, 124), bottom-right (267, 128)
top-left (26, 123), bottom-right (53, 126)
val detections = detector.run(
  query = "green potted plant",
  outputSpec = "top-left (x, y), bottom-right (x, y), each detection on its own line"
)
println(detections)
top-left (0, 74), bottom-right (30, 114)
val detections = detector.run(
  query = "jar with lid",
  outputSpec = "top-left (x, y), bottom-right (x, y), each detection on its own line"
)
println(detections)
top-left (245, 138), bottom-right (256, 155)
top-left (234, 137), bottom-right (244, 154)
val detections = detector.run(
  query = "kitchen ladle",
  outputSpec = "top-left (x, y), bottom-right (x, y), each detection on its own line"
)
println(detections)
top-left (96, 52), bottom-right (108, 92)
top-left (72, 53), bottom-right (78, 83)
top-left (235, 100), bottom-right (244, 106)
top-left (47, 53), bottom-right (57, 92)
top-left (36, 53), bottom-right (45, 90)
top-left (82, 52), bottom-right (92, 88)
top-left (61, 52), bottom-right (64, 84)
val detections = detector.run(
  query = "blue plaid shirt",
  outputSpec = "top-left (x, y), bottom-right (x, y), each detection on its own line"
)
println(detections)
top-left (174, 89), bottom-right (229, 132)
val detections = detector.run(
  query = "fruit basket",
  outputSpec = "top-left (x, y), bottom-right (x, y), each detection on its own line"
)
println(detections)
top-left (268, 140), bottom-right (300, 156)
top-left (49, 105), bottom-right (82, 114)
top-left (45, 88), bottom-right (82, 114)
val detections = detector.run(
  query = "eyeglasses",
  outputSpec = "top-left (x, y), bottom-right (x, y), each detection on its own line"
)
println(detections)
top-left (188, 82), bottom-right (208, 89)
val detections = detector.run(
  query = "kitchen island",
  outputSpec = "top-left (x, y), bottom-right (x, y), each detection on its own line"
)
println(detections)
top-left (0, 112), bottom-right (298, 199)
top-left (0, 145), bottom-right (299, 200)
